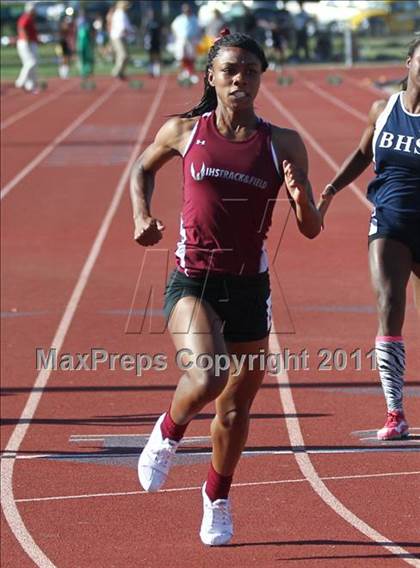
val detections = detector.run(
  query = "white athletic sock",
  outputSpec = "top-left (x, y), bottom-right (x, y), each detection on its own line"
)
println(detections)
top-left (375, 336), bottom-right (405, 412)
top-left (59, 64), bottom-right (69, 79)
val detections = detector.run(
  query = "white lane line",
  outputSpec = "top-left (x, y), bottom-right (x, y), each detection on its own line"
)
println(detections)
top-left (345, 74), bottom-right (390, 96)
top-left (321, 470), bottom-right (420, 481)
top-left (301, 79), bottom-right (367, 122)
top-left (0, 81), bottom-right (75, 131)
top-left (0, 76), bottom-right (168, 568)
top-left (268, 75), bottom-right (419, 565)
top-left (4, 445), bottom-right (419, 461)
top-left (13, 470), bottom-right (420, 504)
top-left (0, 82), bottom-right (118, 201)
top-left (269, 326), bottom-right (420, 568)
top-left (261, 85), bottom-right (373, 211)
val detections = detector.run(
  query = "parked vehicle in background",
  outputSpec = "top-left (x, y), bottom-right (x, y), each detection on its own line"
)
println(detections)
top-left (286, 0), bottom-right (364, 33)
top-left (350, 0), bottom-right (420, 35)
top-left (286, 0), bottom-right (420, 35)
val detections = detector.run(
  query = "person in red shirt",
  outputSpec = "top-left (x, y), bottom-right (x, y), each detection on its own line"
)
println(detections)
top-left (15, 2), bottom-right (39, 92)
top-left (130, 30), bottom-right (321, 545)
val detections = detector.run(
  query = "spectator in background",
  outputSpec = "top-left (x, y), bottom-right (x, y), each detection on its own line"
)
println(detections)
top-left (93, 14), bottom-right (109, 62)
top-left (76, 9), bottom-right (94, 79)
top-left (110, 0), bottom-right (134, 80)
top-left (106, 4), bottom-right (115, 39)
top-left (242, 5), bottom-right (257, 38)
top-left (171, 3), bottom-right (202, 84)
top-left (15, 2), bottom-right (39, 93)
top-left (106, 4), bottom-right (115, 30)
top-left (294, 1), bottom-right (311, 61)
top-left (196, 8), bottom-right (224, 56)
top-left (57, 15), bottom-right (75, 79)
top-left (206, 9), bottom-right (224, 41)
top-left (257, 7), bottom-right (291, 68)
top-left (315, 30), bottom-right (332, 62)
top-left (104, 4), bottom-right (116, 62)
top-left (144, 8), bottom-right (163, 78)
top-left (273, 6), bottom-right (292, 65)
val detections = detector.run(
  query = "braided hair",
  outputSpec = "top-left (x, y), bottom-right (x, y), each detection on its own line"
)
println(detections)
top-left (179, 30), bottom-right (268, 118)
top-left (401, 37), bottom-right (420, 91)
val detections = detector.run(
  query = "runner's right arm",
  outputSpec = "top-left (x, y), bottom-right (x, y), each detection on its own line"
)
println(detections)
top-left (317, 99), bottom-right (386, 220)
top-left (130, 117), bottom-right (193, 246)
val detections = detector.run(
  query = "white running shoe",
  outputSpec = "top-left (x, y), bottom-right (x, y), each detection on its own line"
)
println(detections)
top-left (138, 413), bottom-right (179, 492)
top-left (199, 483), bottom-right (233, 546)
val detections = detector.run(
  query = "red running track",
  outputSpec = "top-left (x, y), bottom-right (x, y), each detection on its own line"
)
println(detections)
top-left (1, 71), bottom-right (419, 568)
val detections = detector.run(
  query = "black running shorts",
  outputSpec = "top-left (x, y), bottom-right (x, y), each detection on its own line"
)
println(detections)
top-left (163, 269), bottom-right (272, 343)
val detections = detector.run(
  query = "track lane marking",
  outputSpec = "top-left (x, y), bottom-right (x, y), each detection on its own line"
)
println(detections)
top-left (262, 86), bottom-right (419, 565)
top-left (269, 327), bottom-right (420, 567)
top-left (1, 81), bottom-right (76, 131)
top-left (345, 74), bottom-right (393, 96)
top-left (3, 74), bottom-right (415, 565)
top-left (0, 77), bottom-right (168, 568)
top-left (261, 84), bottom-right (373, 211)
top-left (1, 82), bottom-right (118, 200)
top-left (301, 79), bottom-right (368, 121)
top-left (13, 470), bottom-right (420, 504)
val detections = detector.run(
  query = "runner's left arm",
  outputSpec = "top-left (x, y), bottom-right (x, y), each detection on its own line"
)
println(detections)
top-left (273, 127), bottom-right (322, 239)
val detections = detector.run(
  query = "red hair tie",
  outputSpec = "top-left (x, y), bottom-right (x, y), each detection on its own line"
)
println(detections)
top-left (215, 27), bottom-right (231, 42)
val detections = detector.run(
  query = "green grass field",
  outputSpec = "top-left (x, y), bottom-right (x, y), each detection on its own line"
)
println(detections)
top-left (0, 44), bottom-right (151, 81)
top-left (0, 34), bottom-right (410, 83)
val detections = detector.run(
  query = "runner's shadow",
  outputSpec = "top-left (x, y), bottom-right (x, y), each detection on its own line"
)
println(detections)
top-left (280, 553), bottom-right (419, 561)
top-left (227, 539), bottom-right (420, 559)
top-left (228, 538), bottom-right (420, 547)
top-left (0, 385), bottom-right (177, 396)
top-left (262, 381), bottom-right (420, 389)
top-left (2, 381), bottom-right (419, 396)
top-left (0, 412), bottom-right (331, 426)
top-left (4, 438), bottom-right (418, 458)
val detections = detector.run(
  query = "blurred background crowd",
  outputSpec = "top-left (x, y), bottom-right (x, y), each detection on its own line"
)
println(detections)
top-left (2, 0), bottom-right (419, 91)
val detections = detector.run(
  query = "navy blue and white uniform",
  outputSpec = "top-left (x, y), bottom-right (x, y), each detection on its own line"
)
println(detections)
top-left (368, 91), bottom-right (420, 262)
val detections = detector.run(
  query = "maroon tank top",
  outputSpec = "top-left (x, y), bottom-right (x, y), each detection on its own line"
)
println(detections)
top-left (176, 111), bottom-right (283, 277)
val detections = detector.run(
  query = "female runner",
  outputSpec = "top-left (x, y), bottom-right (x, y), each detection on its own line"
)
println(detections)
top-left (319, 38), bottom-right (420, 441)
top-left (130, 30), bottom-right (321, 545)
